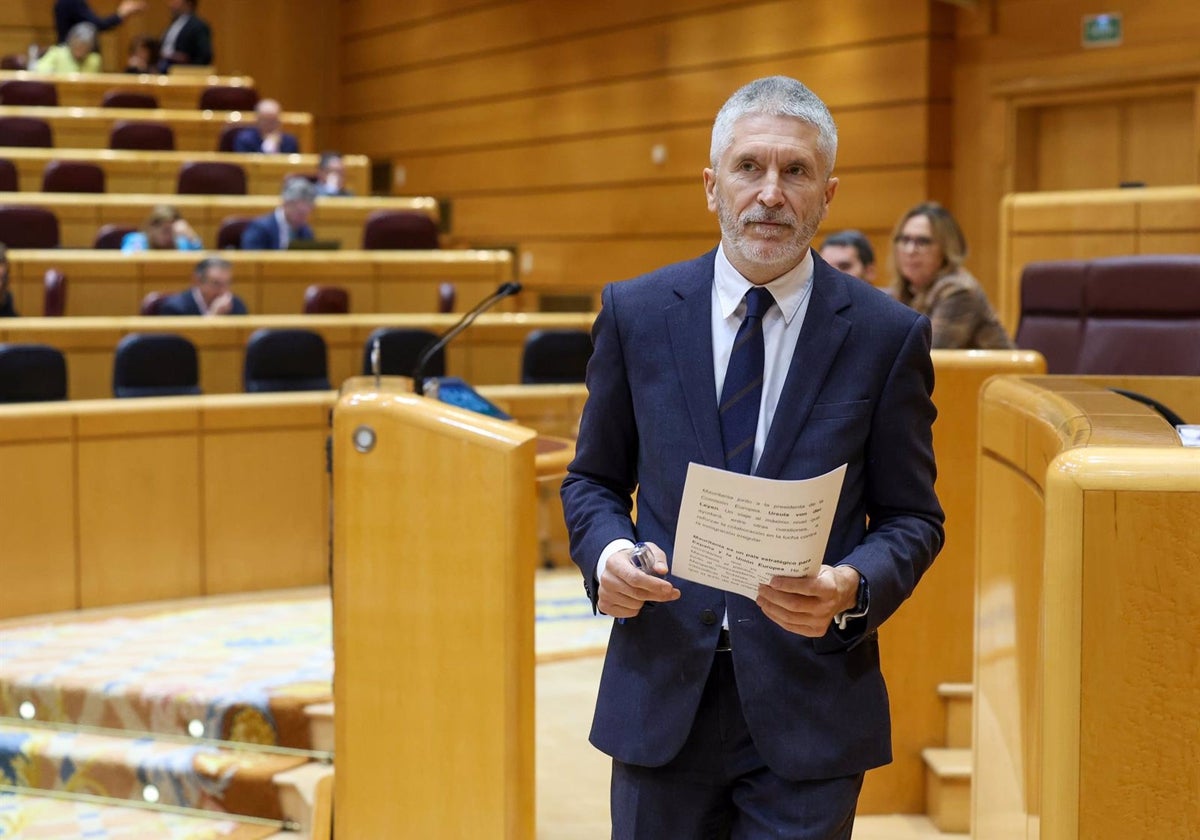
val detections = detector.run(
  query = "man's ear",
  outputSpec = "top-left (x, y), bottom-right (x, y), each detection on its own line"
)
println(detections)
top-left (703, 168), bottom-right (717, 212)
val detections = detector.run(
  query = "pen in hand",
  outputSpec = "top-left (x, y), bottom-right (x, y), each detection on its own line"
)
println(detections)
top-left (618, 542), bottom-right (657, 625)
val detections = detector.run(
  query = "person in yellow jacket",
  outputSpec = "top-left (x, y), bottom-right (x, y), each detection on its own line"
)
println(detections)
top-left (35, 22), bottom-right (102, 73)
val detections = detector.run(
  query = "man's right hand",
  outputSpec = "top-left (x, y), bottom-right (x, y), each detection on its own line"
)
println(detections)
top-left (597, 542), bottom-right (680, 618)
top-left (118, 0), bottom-right (145, 19)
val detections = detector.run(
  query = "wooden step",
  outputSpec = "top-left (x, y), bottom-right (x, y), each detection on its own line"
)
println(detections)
top-left (921, 747), bottom-right (971, 835)
top-left (937, 682), bottom-right (973, 749)
top-left (305, 701), bottom-right (334, 754)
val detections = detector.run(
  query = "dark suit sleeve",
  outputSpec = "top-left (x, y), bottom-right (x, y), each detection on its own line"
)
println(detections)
top-left (835, 314), bottom-right (944, 640)
top-left (231, 130), bottom-right (258, 154)
top-left (560, 282), bottom-right (639, 603)
top-left (281, 134), bottom-right (300, 154)
top-left (230, 295), bottom-right (249, 315)
top-left (240, 218), bottom-right (274, 250)
top-left (192, 20), bottom-right (213, 65)
top-left (57, 0), bottom-right (122, 41)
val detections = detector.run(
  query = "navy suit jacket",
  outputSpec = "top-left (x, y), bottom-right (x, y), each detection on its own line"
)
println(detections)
top-left (55, 0), bottom-right (122, 43)
top-left (232, 128), bottom-right (300, 155)
top-left (240, 211), bottom-right (314, 250)
top-left (560, 248), bottom-right (944, 781)
top-left (159, 15), bottom-right (212, 69)
top-left (158, 288), bottom-right (247, 316)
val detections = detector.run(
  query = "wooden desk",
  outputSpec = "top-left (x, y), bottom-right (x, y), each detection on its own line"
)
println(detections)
top-left (999, 185), bottom-right (1200, 332)
top-left (0, 194), bottom-right (438, 252)
top-left (0, 104), bottom-right (312, 153)
top-left (0, 147), bottom-right (370, 197)
top-left (974, 375), bottom-right (1200, 840)
top-left (0, 70), bottom-right (255, 111)
top-left (0, 312), bottom-right (593, 399)
top-left (0, 384), bottom-right (581, 621)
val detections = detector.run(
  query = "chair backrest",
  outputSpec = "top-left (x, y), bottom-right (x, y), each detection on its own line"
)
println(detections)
top-left (437, 282), bottom-right (456, 313)
top-left (43, 269), bottom-right (66, 317)
top-left (1014, 260), bottom-right (1087, 375)
top-left (362, 327), bottom-right (444, 378)
top-left (101, 90), bottom-right (159, 109)
top-left (1076, 255), bottom-right (1200, 376)
top-left (0, 79), bottom-right (57, 107)
top-left (94, 223), bottom-right (137, 249)
top-left (139, 291), bottom-right (168, 315)
top-left (216, 123), bottom-right (243, 152)
top-left (0, 206), bottom-right (60, 248)
top-left (361, 210), bottom-right (440, 250)
top-left (108, 120), bottom-right (175, 151)
top-left (112, 333), bottom-right (201, 398)
top-left (42, 160), bottom-right (106, 193)
top-left (303, 284), bottom-right (350, 314)
top-left (0, 343), bottom-right (67, 402)
top-left (197, 85), bottom-right (259, 111)
top-left (176, 161), bottom-right (247, 195)
top-left (0, 54), bottom-right (26, 71)
top-left (243, 328), bottom-right (331, 392)
top-left (0, 158), bottom-right (15, 191)
top-left (216, 215), bottom-right (253, 249)
top-left (521, 329), bottom-right (593, 384)
top-left (0, 116), bottom-right (53, 148)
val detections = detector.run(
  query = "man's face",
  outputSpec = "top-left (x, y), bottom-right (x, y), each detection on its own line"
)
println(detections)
top-left (197, 264), bottom-right (233, 305)
top-left (257, 103), bottom-right (282, 135)
top-left (321, 158), bottom-right (345, 188)
top-left (283, 199), bottom-right (314, 230)
top-left (703, 113), bottom-right (838, 284)
top-left (820, 244), bottom-right (876, 282)
top-left (167, 0), bottom-right (186, 17)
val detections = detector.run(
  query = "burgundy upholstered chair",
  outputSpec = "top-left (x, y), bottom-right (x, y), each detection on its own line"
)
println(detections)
top-left (437, 282), bottom-right (456, 313)
top-left (216, 215), bottom-right (253, 249)
top-left (139, 291), bottom-right (169, 315)
top-left (302, 285), bottom-right (350, 314)
top-left (42, 160), bottom-right (106, 193)
top-left (176, 161), bottom-right (247, 195)
top-left (361, 210), bottom-right (440, 250)
top-left (0, 79), bottom-right (57, 107)
top-left (198, 86), bottom-right (259, 112)
top-left (109, 120), bottom-right (175, 151)
top-left (101, 90), bottom-right (159, 109)
top-left (0, 206), bottom-right (59, 248)
top-left (0, 116), bottom-right (53, 148)
top-left (0, 159), bottom-right (16, 191)
top-left (43, 269), bottom-right (67, 317)
top-left (94, 224), bottom-right (136, 249)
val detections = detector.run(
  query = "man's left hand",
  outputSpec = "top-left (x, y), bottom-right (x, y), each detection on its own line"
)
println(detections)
top-left (756, 565), bottom-right (860, 637)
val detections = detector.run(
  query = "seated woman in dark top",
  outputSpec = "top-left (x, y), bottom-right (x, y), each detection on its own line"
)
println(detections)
top-left (888, 201), bottom-right (1014, 349)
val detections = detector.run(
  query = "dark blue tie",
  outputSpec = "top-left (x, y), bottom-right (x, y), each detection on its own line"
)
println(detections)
top-left (719, 286), bottom-right (775, 474)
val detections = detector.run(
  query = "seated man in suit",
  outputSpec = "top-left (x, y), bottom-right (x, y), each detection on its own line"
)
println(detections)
top-left (819, 228), bottom-right (877, 283)
top-left (157, 0), bottom-right (212, 71)
top-left (233, 99), bottom-right (299, 154)
top-left (315, 151), bottom-right (352, 196)
top-left (159, 256), bottom-right (247, 316)
top-left (241, 177), bottom-right (317, 250)
top-left (0, 243), bottom-right (15, 318)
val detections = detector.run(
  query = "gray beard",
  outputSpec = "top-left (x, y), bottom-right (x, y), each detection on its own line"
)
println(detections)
top-left (716, 198), bottom-right (821, 278)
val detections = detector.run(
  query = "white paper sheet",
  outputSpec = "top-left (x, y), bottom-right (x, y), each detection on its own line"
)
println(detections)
top-left (670, 462), bottom-right (847, 600)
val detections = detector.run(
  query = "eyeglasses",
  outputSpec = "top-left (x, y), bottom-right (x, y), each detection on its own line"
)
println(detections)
top-left (894, 235), bottom-right (935, 252)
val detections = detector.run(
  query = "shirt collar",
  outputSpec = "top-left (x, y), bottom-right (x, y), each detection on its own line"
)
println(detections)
top-left (713, 244), bottom-right (814, 325)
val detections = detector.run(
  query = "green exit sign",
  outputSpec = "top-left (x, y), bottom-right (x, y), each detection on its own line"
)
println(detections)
top-left (1082, 12), bottom-right (1123, 48)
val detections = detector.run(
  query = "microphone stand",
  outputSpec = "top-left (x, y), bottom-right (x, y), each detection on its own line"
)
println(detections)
top-left (412, 281), bottom-right (522, 395)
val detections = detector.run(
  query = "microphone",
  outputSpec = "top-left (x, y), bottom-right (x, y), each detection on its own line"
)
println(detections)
top-left (412, 281), bottom-right (522, 395)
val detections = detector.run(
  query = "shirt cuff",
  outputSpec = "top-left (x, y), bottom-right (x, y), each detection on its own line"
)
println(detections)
top-left (595, 538), bottom-right (636, 587)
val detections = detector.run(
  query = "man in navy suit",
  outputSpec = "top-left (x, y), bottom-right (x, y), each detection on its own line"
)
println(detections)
top-left (561, 76), bottom-right (944, 839)
top-left (159, 256), bottom-right (247, 316)
top-left (240, 177), bottom-right (316, 250)
top-left (157, 0), bottom-right (212, 70)
top-left (232, 99), bottom-right (300, 155)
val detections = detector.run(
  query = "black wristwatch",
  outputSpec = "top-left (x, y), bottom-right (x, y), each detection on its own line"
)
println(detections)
top-left (834, 572), bottom-right (869, 630)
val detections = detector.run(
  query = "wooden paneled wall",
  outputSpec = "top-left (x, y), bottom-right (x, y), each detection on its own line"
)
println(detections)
top-left (336, 0), bottom-right (955, 306)
top-left (0, 0), bottom-right (53, 62)
top-left (953, 1), bottom-right (1200, 315)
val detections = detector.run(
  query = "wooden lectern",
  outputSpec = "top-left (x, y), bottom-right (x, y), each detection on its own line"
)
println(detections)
top-left (332, 377), bottom-right (537, 839)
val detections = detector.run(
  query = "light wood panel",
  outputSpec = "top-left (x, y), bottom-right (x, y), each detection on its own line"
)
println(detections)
top-left (0, 105), bottom-right (313, 153)
top-left (973, 374), bottom-right (1200, 840)
top-left (0, 147), bottom-right (369, 197)
top-left (859, 349), bottom-right (1046, 814)
top-left (0, 312), bottom-right (592, 399)
top-left (333, 383), bottom-right (536, 838)
top-left (0, 192), bottom-right (436, 252)
top-left (0, 69), bottom-right (256, 110)
top-left (998, 185), bottom-right (1200, 332)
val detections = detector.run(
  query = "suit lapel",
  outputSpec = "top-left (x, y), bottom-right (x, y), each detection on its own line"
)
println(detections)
top-left (755, 257), bottom-right (852, 479)
top-left (665, 262), bottom-right (724, 469)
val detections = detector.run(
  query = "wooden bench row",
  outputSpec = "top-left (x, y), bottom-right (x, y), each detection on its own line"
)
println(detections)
top-left (0, 312), bottom-right (587, 400)
top-left (0, 147), bottom-right (370, 196)
top-left (0, 70), bottom-right (255, 111)
top-left (0, 104), bottom-right (313, 153)
top-left (0, 194), bottom-right (438, 252)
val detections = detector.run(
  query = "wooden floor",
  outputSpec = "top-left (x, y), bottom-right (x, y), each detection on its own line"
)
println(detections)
top-left (536, 655), bottom-right (966, 839)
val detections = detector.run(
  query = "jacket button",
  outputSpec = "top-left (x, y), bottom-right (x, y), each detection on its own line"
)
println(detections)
top-left (699, 609), bottom-right (717, 626)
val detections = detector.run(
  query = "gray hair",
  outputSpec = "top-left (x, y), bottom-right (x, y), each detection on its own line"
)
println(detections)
top-left (709, 76), bottom-right (838, 176)
top-left (194, 256), bottom-right (232, 279)
top-left (67, 22), bottom-right (97, 47)
top-left (281, 176), bottom-right (317, 204)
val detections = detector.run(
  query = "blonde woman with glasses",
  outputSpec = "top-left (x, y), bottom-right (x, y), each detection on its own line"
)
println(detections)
top-left (888, 201), bottom-right (1013, 349)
